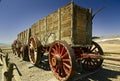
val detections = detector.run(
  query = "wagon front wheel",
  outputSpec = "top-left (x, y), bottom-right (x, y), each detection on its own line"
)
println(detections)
top-left (82, 41), bottom-right (104, 71)
top-left (49, 41), bottom-right (76, 81)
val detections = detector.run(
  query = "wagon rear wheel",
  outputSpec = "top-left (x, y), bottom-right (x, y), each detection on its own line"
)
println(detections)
top-left (12, 40), bottom-right (17, 55)
top-left (49, 41), bottom-right (76, 81)
top-left (20, 45), bottom-right (29, 61)
top-left (15, 40), bottom-right (22, 57)
top-left (82, 41), bottom-right (104, 71)
top-left (28, 36), bottom-right (43, 65)
top-left (15, 40), bottom-right (21, 57)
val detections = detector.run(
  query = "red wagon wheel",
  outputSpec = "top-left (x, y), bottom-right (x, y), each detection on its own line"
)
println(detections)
top-left (82, 41), bottom-right (104, 71)
top-left (49, 41), bottom-right (76, 81)
top-left (28, 36), bottom-right (43, 65)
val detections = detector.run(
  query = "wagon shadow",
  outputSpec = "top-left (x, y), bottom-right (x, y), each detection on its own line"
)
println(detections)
top-left (79, 66), bottom-right (120, 81)
top-left (35, 55), bottom-right (51, 71)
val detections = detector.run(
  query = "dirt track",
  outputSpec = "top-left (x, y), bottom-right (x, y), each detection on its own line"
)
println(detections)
top-left (0, 47), bottom-right (120, 81)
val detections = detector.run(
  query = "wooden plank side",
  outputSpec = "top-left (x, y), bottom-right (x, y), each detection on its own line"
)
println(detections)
top-left (24, 29), bottom-right (29, 44)
top-left (40, 18), bottom-right (47, 45)
top-left (17, 29), bottom-right (28, 44)
top-left (31, 21), bottom-right (40, 40)
top-left (40, 3), bottom-right (72, 45)
top-left (44, 3), bottom-right (73, 45)
top-left (86, 8), bottom-right (92, 45)
top-left (61, 19), bottom-right (71, 37)
top-left (23, 30), bottom-right (25, 44)
top-left (73, 4), bottom-right (92, 45)
top-left (17, 31), bottom-right (23, 43)
top-left (35, 21), bottom-right (40, 40)
top-left (60, 3), bottom-right (72, 44)
top-left (17, 33), bottom-right (21, 42)
top-left (46, 11), bottom-right (59, 45)
top-left (47, 14), bottom-right (53, 34)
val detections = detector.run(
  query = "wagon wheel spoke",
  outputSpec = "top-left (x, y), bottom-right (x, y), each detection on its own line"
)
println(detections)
top-left (62, 59), bottom-right (70, 62)
top-left (49, 41), bottom-right (75, 81)
top-left (58, 43), bottom-right (61, 54)
top-left (54, 44), bottom-right (58, 50)
top-left (91, 46), bottom-right (97, 52)
top-left (61, 52), bottom-right (68, 58)
top-left (51, 52), bottom-right (54, 56)
top-left (60, 67), bottom-right (65, 76)
top-left (55, 66), bottom-right (59, 72)
top-left (89, 44), bottom-right (93, 50)
top-left (91, 59), bottom-right (97, 65)
top-left (63, 65), bottom-right (69, 75)
top-left (63, 62), bottom-right (71, 69)
top-left (52, 48), bottom-right (57, 54)
top-left (60, 46), bottom-right (65, 56)
top-left (82, 41), bottom-right (104, 71)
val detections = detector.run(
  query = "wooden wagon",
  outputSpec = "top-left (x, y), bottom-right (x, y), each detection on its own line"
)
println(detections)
top-left (15, 2), bottom-right (104, 81)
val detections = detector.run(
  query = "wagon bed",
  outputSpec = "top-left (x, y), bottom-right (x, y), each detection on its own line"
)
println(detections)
top-left (18, 2), bottom-right (92, 46)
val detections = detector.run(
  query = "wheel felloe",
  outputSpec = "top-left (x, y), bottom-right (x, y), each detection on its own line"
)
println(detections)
top-left (49, 41), bottom-right (76, 81)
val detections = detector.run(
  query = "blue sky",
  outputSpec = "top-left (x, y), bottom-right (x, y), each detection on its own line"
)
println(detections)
top-left (0, 0), bottom-right (120, 44)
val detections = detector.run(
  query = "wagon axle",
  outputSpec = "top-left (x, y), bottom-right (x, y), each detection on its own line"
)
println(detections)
top-left (52, 54), bottom-right (62, 66)
top-left (78, 54), bottom-right (120, 61)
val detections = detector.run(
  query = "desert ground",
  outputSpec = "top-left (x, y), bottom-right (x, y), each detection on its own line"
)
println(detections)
top-left (0, 38), bottom-right (120, 81)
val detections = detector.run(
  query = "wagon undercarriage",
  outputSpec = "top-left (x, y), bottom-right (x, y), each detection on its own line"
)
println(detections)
top-left (27, 37), bottom-right (104, 81)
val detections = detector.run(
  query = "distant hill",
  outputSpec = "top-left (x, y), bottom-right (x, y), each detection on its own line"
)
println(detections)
top-left (93, 37), bottom-right (120, 44)
top-left (101, 34), bottom-right (120, 39)
top-left (0, 43), bottom-right (10, 46)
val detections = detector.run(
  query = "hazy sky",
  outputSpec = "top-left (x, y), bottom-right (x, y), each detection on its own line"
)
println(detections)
top-left (0, 0), bottom-right (120, 44)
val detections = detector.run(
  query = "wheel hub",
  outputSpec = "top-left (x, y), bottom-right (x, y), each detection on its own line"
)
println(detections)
top-left (52, 54), bottom-right (62, 66)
